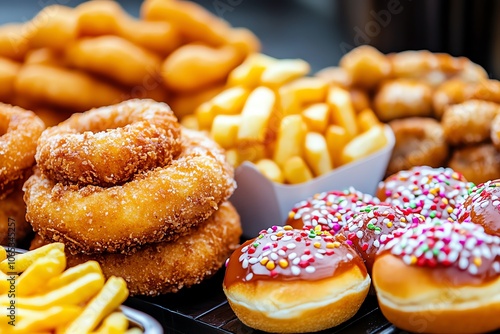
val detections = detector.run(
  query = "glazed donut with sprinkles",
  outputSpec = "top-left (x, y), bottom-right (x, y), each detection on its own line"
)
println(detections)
top-left (285, 187), bottom-right (380, 233)
top-left (223, 225), bottom-right (370, 333)
top-left (372, 219), bottom-right (500, 334)
top-left (377, 166), bottom-right (473, 221)
top-left (456, 179), bottom-right (500, 236)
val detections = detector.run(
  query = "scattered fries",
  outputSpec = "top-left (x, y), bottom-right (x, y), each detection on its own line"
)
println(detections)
top-left (183, 53), bottom-right (389, 184)
top-left (0, 244), bottom-right (136, 334)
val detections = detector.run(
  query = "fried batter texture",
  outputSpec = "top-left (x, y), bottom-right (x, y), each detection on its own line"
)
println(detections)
top-left (24, 127), bottom-right (236, 254)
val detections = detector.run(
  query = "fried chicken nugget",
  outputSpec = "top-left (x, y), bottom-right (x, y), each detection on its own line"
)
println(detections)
top-left (374, 79), bottom-right (433, 122)
top-left (442, 100), bottom-right (500, 146)
top-left (28, 5), bottom-right (78, 51)
top-left (15, 64), bottom-right (125, 112)
top-left (448, 143), bottom-right (500, 185)
top-left (0, 24), bottom-right (30, 60)
top-left (76, 0), bottom-right (181, 55)
top-left (65, 36), bottom-right (162, 87)
top-left (0, 57), bottom-right (21, 103)
top-left (386, 117), bottom-right (448, 177)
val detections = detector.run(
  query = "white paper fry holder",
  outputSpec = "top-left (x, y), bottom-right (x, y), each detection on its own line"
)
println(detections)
top-left (229, 125), bottom-right (395, 238)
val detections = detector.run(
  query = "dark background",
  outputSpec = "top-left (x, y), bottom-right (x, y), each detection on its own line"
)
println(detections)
top-left (1, 0), bottom-right (499, 76)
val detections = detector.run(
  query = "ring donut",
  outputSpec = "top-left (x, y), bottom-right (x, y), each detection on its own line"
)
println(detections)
top-left (32, 201), bottom-right (242, 296)
top-left (0, 103), bottom-right (45, 197)
top-left (24, 128), bottom-right (236, 254)
top-left (36, 99), bottom-right (182, 186)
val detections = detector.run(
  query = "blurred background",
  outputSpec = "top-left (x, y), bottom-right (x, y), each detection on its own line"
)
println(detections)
top-left (1, 0), bottom-right (498, 77)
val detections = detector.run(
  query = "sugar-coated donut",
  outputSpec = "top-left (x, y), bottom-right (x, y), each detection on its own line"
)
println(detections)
top-left (36, 99), bottom-right (182, 186)
top-left (285, 187), bottom-right (380, 233)
top-left (223, 225), bottom-right (370, 333)
top-left (373, 220), bottom-right (500, 334)
top-left (0, 103), bottom-right (45, 197)
top-left (448, 143), bottom-right (500, 185)
top-left (456, 180), bottom-right (500, 236)
top-left (32, 202), bottom-right (242, 296)
top-left (377, 166), bottom-right (473, 221)
top-left (25, 128), bottom-right (236, 254)
top-left (342, 204), bottom-right (425, 273)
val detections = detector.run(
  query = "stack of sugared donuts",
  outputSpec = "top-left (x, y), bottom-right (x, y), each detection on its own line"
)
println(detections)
top-left (223, 166), bottom-right (500, 333)
top-left (26, 99), bottom-right (242, 296)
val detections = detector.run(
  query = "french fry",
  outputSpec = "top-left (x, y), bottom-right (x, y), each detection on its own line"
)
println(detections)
top-left (0, 243), bottom-right (64, 274)
top-left (237, 86), bottom-right (275, 142)
top-left (260, 59), bottom-right (310, 89)
top-left (169, 84), bottom-right (225, 119)
top-left (2, 306), bottom-right (82, 334)
top-left (180, 114), bottom-right (199, 130)
top-left (357, 108), bottom-right (381, 132)
top-left (16, 248), bottom-right (66, 297)
top-left (210, 86), bottom-right (249, 115)
top-left (325, 125), bottom-right (350, 167)
top-left (278, 85), bottom-right (301, 116)
top-left (281, 77), bottom-right (328, 105)
top-left (301, 103), bottom-right (330, 133)
top-left (63, 276), bottom-right (129, 334)
top-left (327, 85), bottom-right (358, 139)
top-left (341, 125), bottom-right (388, 165)
top-left (92, 312), bottom-right (129, 334)
top-left (224, 148), bottom-right (240, 167)
top-left (210, 115), bottom-right (241, 149)
top-left (125, 328), bottom-right (143, 334)
top-left (283, 156), bottom-right (313, 184)
top-left (195, 102), bottom-right (215, 130)
top-left (46, 261), bottom-right (102, 291)
top-left (0, 273), bottom-right (105, 310)
top-left (227, 53), bottom-right (276, 88)
top-left (273, 114), bottom-right (307, 167)
top-left (304, 132), bottom-right (332, 177)
top-left (255, 159), bottom-right (284, 183)
top-left (0, 246), bottom-right (6, 262)
top-left (0, 271), bottom-right (9, 295)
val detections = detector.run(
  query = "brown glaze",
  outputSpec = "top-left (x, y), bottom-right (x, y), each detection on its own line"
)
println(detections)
top-left (457, 180), bottom-right (500, 236)
top-left (223, 226), bottom-right (367, 289)
top-left (342, 205), bottom-right (425, 274)
top-left (377, 220), bottom-right (500, 286)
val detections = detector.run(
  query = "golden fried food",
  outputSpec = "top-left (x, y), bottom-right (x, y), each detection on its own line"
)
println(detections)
top-left (339, 45), bottom-right (391, 90)
top-left (75, 0), bottom-right (180, 55)
top-left (441, 100), bottom-right (500, 146)
top-left (65, 36), bottom-right (162, 87)
top-left (448, 143), bottom-right (500, 185)
top-left (35, 201), bottom-right (242, 296)
top-left (0, 103), bottom-right (45, 197)
top-left (0, 24), bottom-right (30, 60)
top-left (0, 243), bottom-right (134, 334)
top-left (28, 5), bottom-right (78, 51)
top-left (374, 79), bottom-right (433, 122)
top-left (0, 57), bottom-right (21, 103)
top-left (36, 100), bottom-right (182, 186)
top-left (161, 43), bottom-right (242, 92)
top-left (491, 113), bottom-right (500, 150)
top-left (386, 117), bottom-right (448, 176)
top-left (15, 64), bottom-right (125, 112)
top-left (432, 79), bottom-right (471, 119)
top-left (25, 128), bottom-right (236, 254)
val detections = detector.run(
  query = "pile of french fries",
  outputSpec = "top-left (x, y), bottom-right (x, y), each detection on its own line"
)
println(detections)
top-left (181, 53), bottom-right (388, 184)
top-left (0, 243), bottom-right (138, 334)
